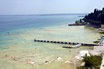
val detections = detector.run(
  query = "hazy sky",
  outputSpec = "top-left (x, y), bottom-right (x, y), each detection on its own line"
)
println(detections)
top-left (0, 0), bottom-right (104, 15)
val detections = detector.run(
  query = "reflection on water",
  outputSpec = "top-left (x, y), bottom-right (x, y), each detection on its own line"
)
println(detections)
top-left (0, 25), bottom-right (100, 69)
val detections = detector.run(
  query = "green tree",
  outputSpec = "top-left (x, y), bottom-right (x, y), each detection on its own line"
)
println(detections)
top-left (82, 54), bottom-right (102, 69)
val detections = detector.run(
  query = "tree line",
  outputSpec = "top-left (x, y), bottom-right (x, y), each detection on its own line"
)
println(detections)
top-left (83, 8), bottom-right (104, 28)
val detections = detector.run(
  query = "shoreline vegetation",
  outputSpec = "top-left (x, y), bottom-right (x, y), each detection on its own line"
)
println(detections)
top-left (68, 19), bottom-right (87, 26)
top-left (69, 8), bottom-right (104, 28)
top-left (71, 8), bottom-right (104, 69)
top-left (77, 54), bottom-right (102, 69)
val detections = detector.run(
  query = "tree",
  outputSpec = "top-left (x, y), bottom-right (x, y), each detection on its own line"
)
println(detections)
top-left (82, 54), bottom-right (102, 69)
top-left (94, 9), bottom-right (98, 13)
top-left (83, 8), bottom-right (104, 28)
top-left (102, 8), bottom-right (104, 11)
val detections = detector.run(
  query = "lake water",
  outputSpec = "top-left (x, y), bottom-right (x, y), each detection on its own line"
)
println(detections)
top-left (0, 14), bottom-right (100, 69)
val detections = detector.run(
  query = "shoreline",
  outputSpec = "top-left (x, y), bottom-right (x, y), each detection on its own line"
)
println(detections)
top-left (68, 23), bottom-right (86, 26)
top-left (0, 23), bottom-right (99, 69)
top-left (73, 24), bottom-right (104, 68)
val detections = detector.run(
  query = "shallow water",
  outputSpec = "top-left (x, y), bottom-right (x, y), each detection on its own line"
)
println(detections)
top-left (0, 15), bottom-right (101, 69)
top-left (0, 25), bottom-right (100, 69)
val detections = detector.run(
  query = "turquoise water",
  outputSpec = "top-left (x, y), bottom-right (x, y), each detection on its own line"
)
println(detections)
top-left (0, 14), bottom-right (100, 69)
top-left (0, 15), bottom-right (80, 32)
top-left (0, 14), bottom-right (82, 49)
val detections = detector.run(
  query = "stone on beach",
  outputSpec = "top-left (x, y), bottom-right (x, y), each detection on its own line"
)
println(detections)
top-left (75, 56), bottom-right (81, 60)
top-left (80, 50), bottom-right (90, 57)
top-left (11, 56), bottom-right (18, 61)
top-left (64, 61), bottom-right (72, 64)
top-left (74, 50), bottom-right (90, 60)
top-left (57, 57), bottom-right (62, 60)
top-left (5, 54), bottom-right (9, 57)
top-left (44, 61), bottom-right (48, 64)
top-left (27, 60), bottom-right (35, 65)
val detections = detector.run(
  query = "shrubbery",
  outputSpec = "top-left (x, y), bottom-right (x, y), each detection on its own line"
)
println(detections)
top-left (93, 41), bottom-right (99, 43)
top-left (77, 54), bottom-right (102, 69)
top-left (83, 8), bottom-right (104, 28)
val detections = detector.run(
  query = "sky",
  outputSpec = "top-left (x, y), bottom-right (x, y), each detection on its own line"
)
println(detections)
top-left (0, 0), bottom-right (104, 15)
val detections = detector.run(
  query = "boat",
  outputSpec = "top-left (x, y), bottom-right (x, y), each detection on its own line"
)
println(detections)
top-left (62, 46), bottom-right (73, 48)
top-left (62, 44), bottom-right (81, 48)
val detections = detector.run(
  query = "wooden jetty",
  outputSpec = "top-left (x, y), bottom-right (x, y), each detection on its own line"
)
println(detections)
top-left (34, 39), bottom-right (99, 46)
top-left (68, 24), bottom-right (86, 26)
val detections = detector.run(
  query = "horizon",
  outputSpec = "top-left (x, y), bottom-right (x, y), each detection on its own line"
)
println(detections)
top-left (0, 13), bottom-right (88, 16)
top-left (0, 0), bottom-right (104, 15)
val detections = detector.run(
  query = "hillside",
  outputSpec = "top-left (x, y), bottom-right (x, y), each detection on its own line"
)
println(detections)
top-left (83, 8), bottom-right (104, 28)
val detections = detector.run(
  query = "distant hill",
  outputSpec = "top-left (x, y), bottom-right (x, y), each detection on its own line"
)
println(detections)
top-left (83, 8), bottom-right (104, 28)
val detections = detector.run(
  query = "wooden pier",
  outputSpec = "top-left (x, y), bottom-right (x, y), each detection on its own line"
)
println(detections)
top-left (68, 24), bottom-right (86, 26)
top-left (34, 39), bottom-right (99, 46)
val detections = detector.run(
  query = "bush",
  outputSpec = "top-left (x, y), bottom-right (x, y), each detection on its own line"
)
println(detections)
top-left (99, 32), bottom-right (104, 34)
top-left (75, 20), bottom-right (81, 24)
top-left (93, 41), bottom-right (99, 43)
top-left (98, 39), bottom-right (101, 41)
top-left (82, 54), bottom-right (102, 69)
top-left (94, 66), bottom-right (100, 69)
